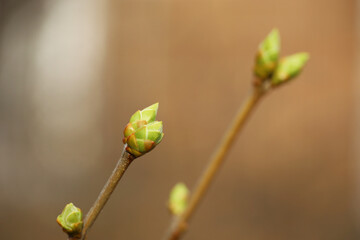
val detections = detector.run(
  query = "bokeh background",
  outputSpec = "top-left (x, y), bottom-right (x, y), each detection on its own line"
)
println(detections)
top-left (1, 0), bottom-right (360, 239)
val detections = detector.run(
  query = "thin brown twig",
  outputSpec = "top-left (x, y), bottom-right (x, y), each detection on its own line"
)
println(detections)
top-left (163, 85), bottom-right (267, 240)
top-left (80, 146), bottom-right (135, 240)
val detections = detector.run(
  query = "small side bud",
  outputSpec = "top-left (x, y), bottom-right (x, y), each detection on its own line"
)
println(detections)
top-left (57, 203), bottom-right (83, 238)
top-left (168, 183), bottom-right (189, 216)
top-left (254, 28), bottom-right (281, 80)
top-left (123, 103), bottom-right (164, 157)
top-left (271, 52), bottom-right (310, 86)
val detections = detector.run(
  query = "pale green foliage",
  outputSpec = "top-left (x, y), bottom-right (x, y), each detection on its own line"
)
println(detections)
top-left (254, 28), bottom-right (280, 80)
top-left (57, 203), bottom-right (83, 236)
top-left (272, 53), bottom-right (310, 86)
top-left (123, 103), bottom-right (164, 157)
top-left (168, 183), bottom-right (189, 216)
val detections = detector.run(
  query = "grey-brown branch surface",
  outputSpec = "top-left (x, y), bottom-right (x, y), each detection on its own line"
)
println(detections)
top-left (81, 146), bottom-right (135, 240)
top-left (163, 86), bottom-right (267, 240)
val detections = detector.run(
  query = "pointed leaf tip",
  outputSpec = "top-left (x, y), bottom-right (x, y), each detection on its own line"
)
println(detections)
top-left (129, 110), bottom-right (141, 124)
top-left (271, 52), bottom-right (310, 86)
top-left (145, 102), bottom-right (159, 112)
top-left (254, 28), bottom-right (281, 80)
top-left (139, 103), bottom-right (159, 123)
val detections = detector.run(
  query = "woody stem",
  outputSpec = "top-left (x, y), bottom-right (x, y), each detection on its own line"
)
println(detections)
top-left (163, 86), bottom-right (266, 240)
top-left (80, 146), bottom-right (135, 240)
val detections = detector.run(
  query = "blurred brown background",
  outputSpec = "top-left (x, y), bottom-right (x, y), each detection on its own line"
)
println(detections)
top-left (1, 0), bottom-right (359, 239)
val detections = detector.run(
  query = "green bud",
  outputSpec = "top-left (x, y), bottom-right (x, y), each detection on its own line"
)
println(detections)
top-left (57, 203), bottom-right (83, 238)
top-left (129, 103), bottom-right (158, 125)
top-left (168, 182), bottom-right (189, 216)
top-left (271, 52), bottom-right (310, 86)
top-left (254, 28), bottom-right (280, 80)
top-left (123, 103), bottom-right (164, 157)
